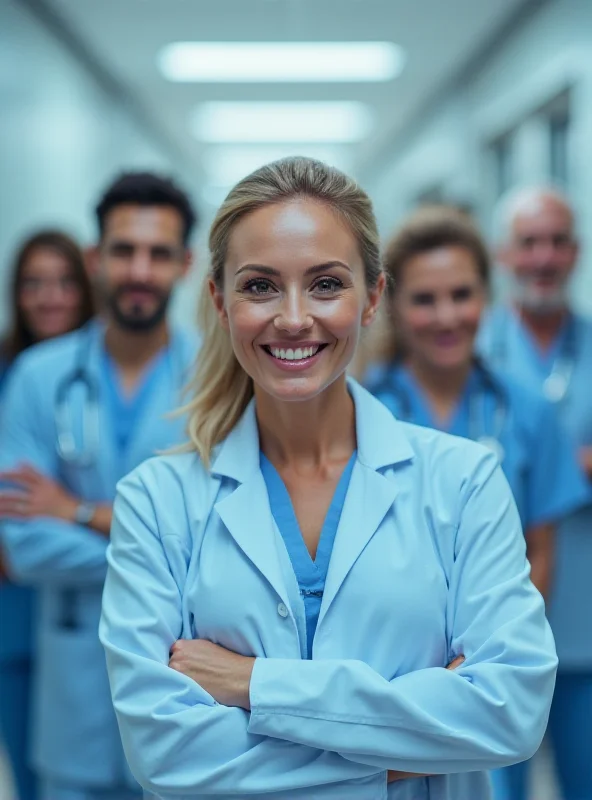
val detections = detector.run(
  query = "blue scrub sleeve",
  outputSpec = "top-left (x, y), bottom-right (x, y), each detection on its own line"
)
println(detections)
top-left (248, 453), bottom-right (558, 774)
top-left (524, 397), bottom-right (591, 528)
top-left (100, 473), bottom-right (387, 797)
top-left (0, 356), bottom-right (107, 585)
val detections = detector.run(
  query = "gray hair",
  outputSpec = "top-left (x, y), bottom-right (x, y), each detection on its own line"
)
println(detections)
top-left (493, 185), bottom-right (575, 245)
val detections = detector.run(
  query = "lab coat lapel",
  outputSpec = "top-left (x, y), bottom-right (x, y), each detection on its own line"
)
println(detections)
top-left (317, 464), bottom-right (399, 627)
top-left (214, 474), bottom-right (294, 612)
top-left (317, 381), bottom-right (415, 627)
top-left (212, 400), bottom-right (294, 611)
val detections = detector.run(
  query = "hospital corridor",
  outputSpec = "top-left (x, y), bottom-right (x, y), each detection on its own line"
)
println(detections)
top-left (1, 1), bottom-right (592, 798)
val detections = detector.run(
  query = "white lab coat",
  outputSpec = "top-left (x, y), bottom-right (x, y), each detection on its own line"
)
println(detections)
top-left (100, 379), bottom-right (557, 800)
top-left (0, 320), bottom-right (198, 789)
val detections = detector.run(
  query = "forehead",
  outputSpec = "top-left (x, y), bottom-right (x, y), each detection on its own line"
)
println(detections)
top-left (226, 198), bottom-right (361, 269)
top-left (22, 247), bottom-right (70, 275)
top-left (512, 197), bottom-right (573, 236)
top-left (400, 246), bottom-right (481, 288)
top-left (102, 204), bottom-right (184, 244)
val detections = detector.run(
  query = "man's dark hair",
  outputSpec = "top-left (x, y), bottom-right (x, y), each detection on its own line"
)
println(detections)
top-left (95, 172), bottom-right (198, 246)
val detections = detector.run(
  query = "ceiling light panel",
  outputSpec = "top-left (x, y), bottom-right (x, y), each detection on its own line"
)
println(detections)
top-left (159, 42), bottom-right (405, 83)
top-left (192, 102), bottom-right (373, 143)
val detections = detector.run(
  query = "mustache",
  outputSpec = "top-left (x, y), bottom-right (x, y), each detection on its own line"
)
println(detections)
top-left (112, 283), bottom-right (165, 300)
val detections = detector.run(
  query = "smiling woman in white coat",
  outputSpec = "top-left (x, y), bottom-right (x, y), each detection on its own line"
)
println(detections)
top-left (100, 157), bottom-right (557, 800)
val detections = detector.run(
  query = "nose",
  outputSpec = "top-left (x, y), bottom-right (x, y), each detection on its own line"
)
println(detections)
top-left (533, 239), bottom-right (559, 267)
top-left (433, 297), bottom-right (458, 327)
top-left (43, 281), bottom-right (66, 303)
top-left (128, 248), bottom-right (152, 281)
top-left (273, 289), bottom-right (313, 333)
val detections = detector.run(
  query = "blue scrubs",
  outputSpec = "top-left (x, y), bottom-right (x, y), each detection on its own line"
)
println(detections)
top-left (365, 361), bottom-right (588, 533)
top-left (0, 322), bottom-right (197, 800)
top-left (261, 452), bottom-right (357, 659)
top-left (0, 358), bottom-right (37, 800)
top-left (479, 307), bottom-right (592, 800)
top-left (99, 347), bottom-right (170, 458)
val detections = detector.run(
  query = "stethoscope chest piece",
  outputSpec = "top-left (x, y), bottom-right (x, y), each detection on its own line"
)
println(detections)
top-left (478, 436), bottom-right (505, 463)
top-left (543, 372), bottom-right (569, 403)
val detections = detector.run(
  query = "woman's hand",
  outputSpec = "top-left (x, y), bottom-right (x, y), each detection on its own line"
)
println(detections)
top-left (387, 655), bottom-right (465, 784)
top-left (169, 639), bottom-right (255, 710)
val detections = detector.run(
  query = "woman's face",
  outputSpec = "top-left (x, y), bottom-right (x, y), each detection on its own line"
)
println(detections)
top-left (212, 198), bottom-right (383, 403)
top-left (393, 245), bottom-right (486, 372)
top-left (19, 247), bottom-right (84, 342)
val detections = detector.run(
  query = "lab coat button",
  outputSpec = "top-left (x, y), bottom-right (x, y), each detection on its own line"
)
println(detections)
top-left (277, 602), bottom-right (289, 618)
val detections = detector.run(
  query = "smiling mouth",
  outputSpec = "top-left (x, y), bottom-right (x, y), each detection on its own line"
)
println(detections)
top-left (261, 344), bottom-right (329, 366)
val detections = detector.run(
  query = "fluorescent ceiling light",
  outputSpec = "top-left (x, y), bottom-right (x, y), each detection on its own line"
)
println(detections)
top-left (158, 42), bottom-right (405, 82)
top-left (192, 102), bottom-right (373, 143)
top-left (203, 145), bottom-right (354, 187)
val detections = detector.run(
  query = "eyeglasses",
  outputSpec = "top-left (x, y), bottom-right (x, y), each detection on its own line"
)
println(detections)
top-left (20, 276), bottom-right (79, 295)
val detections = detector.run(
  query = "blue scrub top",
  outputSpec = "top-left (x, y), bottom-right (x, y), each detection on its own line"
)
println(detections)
top-left (0, 356), bottom-right (35, 663)
top-left (261, 451), bottom-right (357, 659)
top-left (100, 345), bottom-right (171, 458)
top-left (479, 306), bottom-right (592, 669)
top-left (365, 361), bottom-right (588, 532)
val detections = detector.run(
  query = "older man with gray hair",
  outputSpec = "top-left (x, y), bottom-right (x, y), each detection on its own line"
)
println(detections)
top-left (480, 185), bottom-right (592, 800)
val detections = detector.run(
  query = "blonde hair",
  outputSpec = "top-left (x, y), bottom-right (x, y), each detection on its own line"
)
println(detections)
top-left (182, 156), bottom-right (382, 467)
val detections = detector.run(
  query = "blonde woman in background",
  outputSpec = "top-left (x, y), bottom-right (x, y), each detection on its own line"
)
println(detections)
top-left (100, 158), bottom-right (556, 800)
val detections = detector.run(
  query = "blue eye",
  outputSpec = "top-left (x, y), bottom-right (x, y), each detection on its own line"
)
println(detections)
top-left (243, 278), bottom-right (275, 296)
top-left (314, 277), bottom-right (342, 293)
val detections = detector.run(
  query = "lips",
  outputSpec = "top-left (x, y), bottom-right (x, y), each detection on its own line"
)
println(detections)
top-left (261, 343), bottom-right (329, 370)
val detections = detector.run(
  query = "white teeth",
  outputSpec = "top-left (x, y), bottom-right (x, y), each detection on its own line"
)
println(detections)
top-left (269, 345), bottom-right (321, 361)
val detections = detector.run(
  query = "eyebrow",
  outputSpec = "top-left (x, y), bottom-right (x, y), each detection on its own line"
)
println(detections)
top-left (235, 260), bottom-right (352, 277)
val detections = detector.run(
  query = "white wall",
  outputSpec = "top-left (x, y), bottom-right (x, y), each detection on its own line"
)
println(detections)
top-left (0, 0), bottom-right (201, 332)
top-left (362, 0), bottom-right (592, 312)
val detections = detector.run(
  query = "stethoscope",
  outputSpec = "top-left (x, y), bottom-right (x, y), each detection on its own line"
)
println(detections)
top-left (374, 360), bottom-right (508, 462)
top-left (55, 324), bottom-right (101, 467)
top-left (490, 307), bottom-right (578, 404)
top-left (54, 322), bottom-right (184, 467)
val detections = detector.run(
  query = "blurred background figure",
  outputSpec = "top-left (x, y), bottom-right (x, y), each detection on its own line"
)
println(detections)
top-left (2, 0), bottom-right (592, 797)
top-left (479, 187), bottom-right (592, 800)
top-left (0, 229), bottom-right (95, 800)
top-left (363, 205), bottom-right (588, 602)
top-left (0, 172), bottom-right (198, 800)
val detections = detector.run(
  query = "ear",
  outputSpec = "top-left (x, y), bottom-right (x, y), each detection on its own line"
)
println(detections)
top-left (209, 278), bottom-right (230, 331)
top-left (361, 272), bottom-right (386, 328)
top-left (84, 245), bottom-right (101, 279)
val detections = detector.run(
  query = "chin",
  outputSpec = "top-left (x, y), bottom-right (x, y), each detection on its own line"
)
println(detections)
top-left (429, 349), bottom-right (470, 370)
top-left (516, 285), bottom-right (567, 312)
top-left (258, 373), bottom-right (335, 404)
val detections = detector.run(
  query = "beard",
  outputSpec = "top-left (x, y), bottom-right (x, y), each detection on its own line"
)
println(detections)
top-left (106, 284), bottom-right (171, 331)
top-left (510, 275), bottom-right (569, 314)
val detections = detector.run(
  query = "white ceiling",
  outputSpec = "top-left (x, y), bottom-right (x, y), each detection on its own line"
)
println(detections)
top-left (43, 0), bottom-right (533, 200)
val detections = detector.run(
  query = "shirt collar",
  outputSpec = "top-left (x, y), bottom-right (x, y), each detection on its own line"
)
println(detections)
top-left (211, 376), bottom-right (415, 483)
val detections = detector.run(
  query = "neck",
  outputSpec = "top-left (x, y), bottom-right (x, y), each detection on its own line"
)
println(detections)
top-left (255, 374), bottom-right (356, 468)
top-left (103, 318), bottom-right (170, 369)
top-left (513, 303), bottom-right (568, 351)
top-left (405, 356), bottom-right (471, 423)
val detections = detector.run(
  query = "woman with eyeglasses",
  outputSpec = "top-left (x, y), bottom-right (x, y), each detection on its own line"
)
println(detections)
top-left (0, 229), bottom-right (94, 800)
